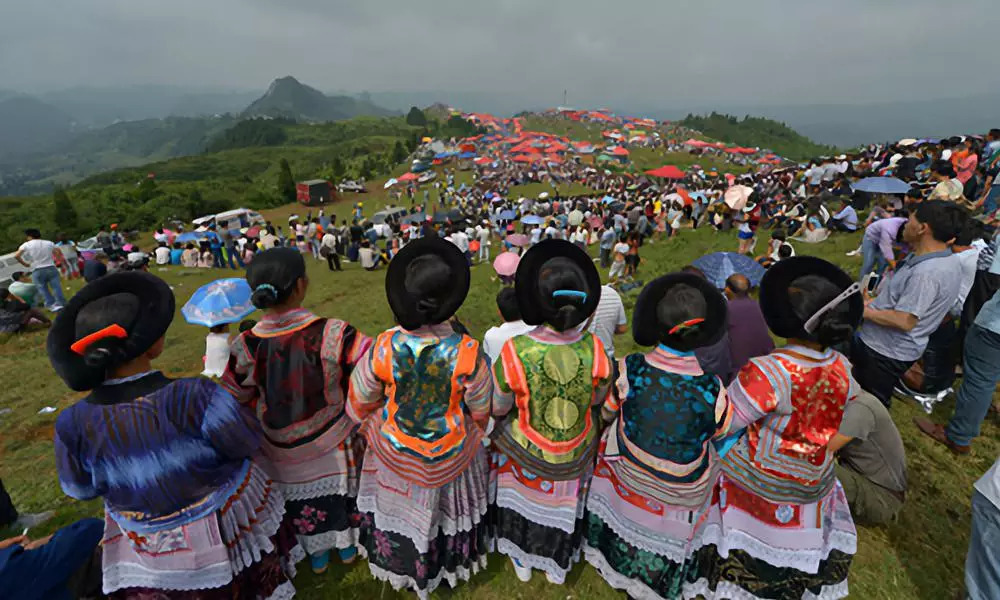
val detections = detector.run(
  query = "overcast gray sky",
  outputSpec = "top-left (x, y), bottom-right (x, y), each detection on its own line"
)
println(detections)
top-left (2, 0), bottom-right (996, 107)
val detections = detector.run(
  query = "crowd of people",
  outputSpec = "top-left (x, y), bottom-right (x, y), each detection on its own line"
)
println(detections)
top-left (2, 125), bottom-right (1000, 600)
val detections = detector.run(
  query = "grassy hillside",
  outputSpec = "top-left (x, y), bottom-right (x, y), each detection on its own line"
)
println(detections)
top-left (680, 112), bottom-right (835, 160)
top-left (0, 175), bottom-right (993, 600)
top-left (0, 117), bottom-right (424, 252)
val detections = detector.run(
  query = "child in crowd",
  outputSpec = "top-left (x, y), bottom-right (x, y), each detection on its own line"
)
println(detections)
top-left (585, 272), bottom-right (734, 599)
top-left (491, 240), bottom-right (613, 585)
top-left (49, 271), bottom-right (301, 598)
top-left (198, 241), bottom-right (213, 268)
top-left (222, 248), bottom-right (372, 574)
top-left (201, 322), bottom-right (233, 378)
top-left (347, 237), bottom-right (493, 598)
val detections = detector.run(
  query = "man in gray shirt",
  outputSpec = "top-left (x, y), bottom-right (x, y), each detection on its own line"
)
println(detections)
top-left (829, 392), bottom-right (907, 525)
top-left (851, 201), bottom-right (967, 407)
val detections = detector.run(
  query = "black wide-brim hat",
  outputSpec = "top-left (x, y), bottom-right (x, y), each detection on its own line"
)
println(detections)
top-left (633, 272), bottom-right (728, 351)
top-left (386, 236), bottom-right (471, 331)
top-left (47, 271), bottom-right (176, 391)
top-left (515, 239), bottom-right (600, 328)
top-left (759, 256), bottom-right (862, 339)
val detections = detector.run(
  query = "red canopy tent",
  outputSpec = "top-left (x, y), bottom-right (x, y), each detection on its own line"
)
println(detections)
top-left (512, 155), bottom-right (536, 163)
top-left (725, 147), bottom-right (757, 155)
top-left (645, 165), bottom-right (686, 179)
top-left (611, 146), bottom-right (630, 156)
top-left (473, 157), bottom-right (493, 165)
top-left (397, 172), bottom-right (419, 182)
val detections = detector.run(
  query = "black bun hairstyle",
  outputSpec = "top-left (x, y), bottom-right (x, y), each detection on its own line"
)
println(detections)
top-left (246, 247), bottom-right (306, 309)
top-left (74, 292), bottom-right (142, 371)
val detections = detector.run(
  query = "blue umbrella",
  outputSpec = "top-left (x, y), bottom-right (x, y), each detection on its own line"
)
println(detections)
top-left (691, 252), bottom-right (766, 289)
top-left (175, 231), bottom-right (207, 243)
top-left (498, 210), bottom-right (517, 220)
top-left (182, 278), bottom-right (256, 327)
top-left (520, 215), bottom-right (545, 225)
top-left (601, 195), bottom-right (617, 204)
top-left (852, 177), bottom-right (912, 195)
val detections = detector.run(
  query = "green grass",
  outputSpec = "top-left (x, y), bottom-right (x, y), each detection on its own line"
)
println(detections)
top-left (1, 178), bottom-right (995, 600)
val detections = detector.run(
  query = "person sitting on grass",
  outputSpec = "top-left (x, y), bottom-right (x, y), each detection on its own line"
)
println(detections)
top-left (0, 518), bottom-right (104, 600)
top-left (7, 272), bottom-right (40, 307)
top-left (827, 391), bottom-right (907, 525)
top-left (0, 285), bottom-right (51, 334)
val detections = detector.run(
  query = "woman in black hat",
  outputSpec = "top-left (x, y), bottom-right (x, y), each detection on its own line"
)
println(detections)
top-left (695, 257), bottom-right (861, 600)
top-left (347, 237), bottom-right (493, 598)
top-left (221, 247), bottom-right (372, 574)
top-left (490, 239), bottom-right (614, 585)
top-left (583, 272), bottom-right (734, 599)
top-left (48, 271), bottom-right (300, 599)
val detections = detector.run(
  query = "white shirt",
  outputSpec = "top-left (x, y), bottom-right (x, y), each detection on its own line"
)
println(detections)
top-left (56, 241), bottom-right (77, 260)
top-left (449, 231), bottom-right (470, 252)
top-left (18, 239), bottom-right (57, 270)
top-left (321, 232), bottom-right (337, 249)
top-left (202, 333), bottom-right (231, 378)
top-left (477, 228), bottom-right (491, 245)
top-left (154, 246), bottom-right (171, 265)
top-left (953, 246), bottom-right (982, 315)
top-left (588, 285), bottom-right (628, 358)
top-left (482, 320), bottom-right (535, 365)
top-left (530, 227), bottom-right (542, 244)
top-left (544, 226), bottom-right (559, 239)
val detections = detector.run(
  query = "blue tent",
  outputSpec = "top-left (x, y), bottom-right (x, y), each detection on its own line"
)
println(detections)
top-left (433, 152), bottom-right (455, 159)
top-left (458, 152), bottom-right (476, 159)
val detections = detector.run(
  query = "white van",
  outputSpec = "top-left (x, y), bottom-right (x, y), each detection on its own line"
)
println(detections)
top-left (0, 252), bottom-right (25, 284)
top-left (192, 208), bottom-right (266, 232)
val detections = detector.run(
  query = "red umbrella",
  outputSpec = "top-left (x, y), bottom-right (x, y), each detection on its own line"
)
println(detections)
top-left (398, 172), bottom-right (419, 182)
top-left (611, 146), bottom-right (630, 156)
top-left (645, 165), bottom-right (686, 179)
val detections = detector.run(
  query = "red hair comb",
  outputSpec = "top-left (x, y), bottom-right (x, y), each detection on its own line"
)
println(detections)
top-left (70, 324), bottom-right (127, 356)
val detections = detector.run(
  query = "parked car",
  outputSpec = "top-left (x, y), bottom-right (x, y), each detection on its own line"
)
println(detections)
top-left (337, 180), bottom-right (367, 193)
top-left (371, 207), bottom-right (409, 225)
top-left (193, 208), bottom-right (266, 232)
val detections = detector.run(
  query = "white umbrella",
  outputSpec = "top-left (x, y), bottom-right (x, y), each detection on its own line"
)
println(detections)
top-left (384, 178), bottom-right (398, 189)
top-left (724, 185), bottom-right (753, 210)
top-left (898, 138), bottom-right (917, 147)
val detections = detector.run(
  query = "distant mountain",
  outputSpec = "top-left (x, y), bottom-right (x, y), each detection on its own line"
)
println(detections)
top-left (244, 77), bottom-right (395, 122)
top-left (38, 85), bottom-right (260, 127)
top-left (0, 96), bottom-right (74, 157)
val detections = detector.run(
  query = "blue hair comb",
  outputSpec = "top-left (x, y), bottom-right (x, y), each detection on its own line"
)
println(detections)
top-left (552, 290), bottom-right (587, 303)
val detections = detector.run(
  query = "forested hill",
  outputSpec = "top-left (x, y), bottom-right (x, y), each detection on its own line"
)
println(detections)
top-left (680, 113), bottom-right (836, 159)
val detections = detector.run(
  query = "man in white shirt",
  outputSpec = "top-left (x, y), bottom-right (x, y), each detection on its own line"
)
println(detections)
top-left (447, 227), bottom-right (470, 262)
top-left (476, 223), bottom-right (492, 263)
top-left (14, 228), bottom-right (65, 311)
top-left (321, 231), bottom-right (341, 271)
top-left (529, 226), bottom-right (542, 245)
top-left (482, 288), bottom-right (534, 364)
top-left (154, 243), bottom-right (171, 265)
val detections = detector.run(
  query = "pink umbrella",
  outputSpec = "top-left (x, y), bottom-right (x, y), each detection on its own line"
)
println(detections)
top-left (505, 233), bottom-right (530, 247)
top-left (245, 225), bottom-right (261, 238)
top-left (587, 216), bottom-right (604, 228)
top-left (493, 252), bottom-right (520, 277)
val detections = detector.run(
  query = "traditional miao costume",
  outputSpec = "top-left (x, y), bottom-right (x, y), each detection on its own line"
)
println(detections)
top-left (490, 239), bottom-right (613, 584)
top-left (688, 257), bottom-right (862, 600)
top-left (584, 273), bottom-right (734, 600)
top-left (347, 237), bottom-right (494, 599)
top-left (49, 272), bottom-right (301, 599)
top-left (222, 307), bottom-right (371, 565)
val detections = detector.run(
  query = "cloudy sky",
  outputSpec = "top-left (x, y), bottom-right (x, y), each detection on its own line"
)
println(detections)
top-left (2, 0), bottom-right (996, 108)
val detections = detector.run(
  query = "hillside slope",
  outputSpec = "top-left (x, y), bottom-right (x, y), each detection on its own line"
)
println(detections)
top-left (680, 113), bottom-right (834, 159)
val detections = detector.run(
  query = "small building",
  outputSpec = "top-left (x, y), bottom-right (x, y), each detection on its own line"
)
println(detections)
top-left (296, 179), bottom-right (338, 206)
